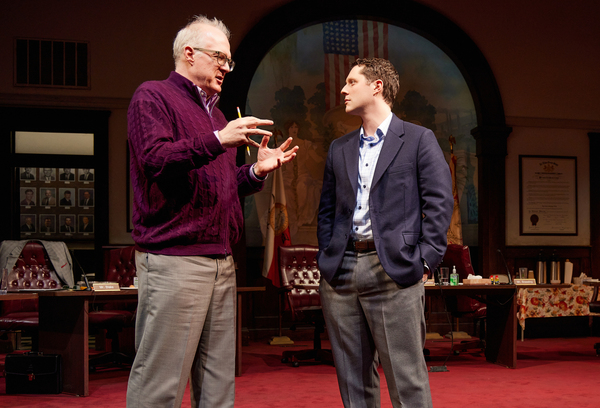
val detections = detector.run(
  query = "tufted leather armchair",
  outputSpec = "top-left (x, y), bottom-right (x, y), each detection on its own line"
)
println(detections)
top-left (278, 245), bottom-right (333, 367)
top-left (0, 241), bottom-right (65, 350)
top-left (103, 246), bottom-right (137, 287)
top-left (6, 241), bottom-right (63, 291)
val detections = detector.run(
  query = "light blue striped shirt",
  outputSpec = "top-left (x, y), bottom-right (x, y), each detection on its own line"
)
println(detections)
top-left (352, 112), bottom-right (393, 239)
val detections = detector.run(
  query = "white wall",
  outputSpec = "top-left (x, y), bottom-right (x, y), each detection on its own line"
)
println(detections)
top-left (505, 121), bottom-right (591, 246)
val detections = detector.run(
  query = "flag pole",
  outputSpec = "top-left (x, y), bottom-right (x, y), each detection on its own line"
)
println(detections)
top-left (264, 166), bottom-right (294, 345)
top-left (270, 290), bottom-right (294, 345)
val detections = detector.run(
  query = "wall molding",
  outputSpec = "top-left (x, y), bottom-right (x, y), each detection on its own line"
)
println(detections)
top-left (0, 93), bottom-right (130, 110)
top-left (506, 116), bottom-right (600, 131)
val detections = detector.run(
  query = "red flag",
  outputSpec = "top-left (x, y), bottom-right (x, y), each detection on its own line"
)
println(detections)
top-left (324, 20), bottom-right (389, 110)
top-left (262, 168), bottom-right (291, 287)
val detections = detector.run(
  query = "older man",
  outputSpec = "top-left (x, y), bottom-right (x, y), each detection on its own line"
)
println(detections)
top-left (126, 15), bottom-right (297, 408)
top-left (41, 189), bottom-right (56, 206)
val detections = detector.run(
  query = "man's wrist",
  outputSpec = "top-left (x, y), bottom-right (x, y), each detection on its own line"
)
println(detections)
top-left (422, 261), bottom-right (430, 282)
top-left (250, 163), bottom-right (267, 181)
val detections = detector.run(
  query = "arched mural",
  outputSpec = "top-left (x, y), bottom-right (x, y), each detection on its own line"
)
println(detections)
top-left (242, 19), bottom-right (478, 247)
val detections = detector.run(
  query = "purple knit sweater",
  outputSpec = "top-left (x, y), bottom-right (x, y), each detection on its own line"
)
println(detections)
top-left (127, 71), bottom-right (263, 256)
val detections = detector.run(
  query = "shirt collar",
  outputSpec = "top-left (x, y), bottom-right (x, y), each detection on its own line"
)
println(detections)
top-left (196, 86), bottom-right (220, 115)
top-left (360, 112), bottom-right (393, 145)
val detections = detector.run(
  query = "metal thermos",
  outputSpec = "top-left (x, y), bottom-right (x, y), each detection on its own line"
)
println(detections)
top-left (536, 251), bottom-right (545, 284)
top-left (550, 250), bottom-right (559, 283)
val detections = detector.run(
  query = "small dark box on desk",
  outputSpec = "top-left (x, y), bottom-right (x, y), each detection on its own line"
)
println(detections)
top-left (5, 352), bottom-right (62, 394)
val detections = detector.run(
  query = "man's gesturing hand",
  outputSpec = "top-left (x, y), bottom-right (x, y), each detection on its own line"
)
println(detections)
top-left (254, 136), bottom-right (299, 178)
top-left (219, 117), bottom-right (273, 149)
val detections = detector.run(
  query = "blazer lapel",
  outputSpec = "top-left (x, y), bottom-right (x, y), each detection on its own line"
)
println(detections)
top-left (341, 130), bottom-right (361, 195)
top-left (372, 116), bottom-right (405, 188)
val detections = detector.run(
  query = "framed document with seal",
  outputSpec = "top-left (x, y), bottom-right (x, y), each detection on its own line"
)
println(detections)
top-left (519, 155), bottom-right (577, 236)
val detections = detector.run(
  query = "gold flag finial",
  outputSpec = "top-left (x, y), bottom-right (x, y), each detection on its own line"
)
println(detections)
top-left (449, 135), bottom-right (456, 154)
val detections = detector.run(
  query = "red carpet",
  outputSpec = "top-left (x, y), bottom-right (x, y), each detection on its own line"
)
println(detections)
top-left (1, 337), bottom-right (599, 407)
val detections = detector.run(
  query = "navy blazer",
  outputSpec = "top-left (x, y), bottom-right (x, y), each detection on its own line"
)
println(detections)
top-left (317, 115), bottom-right (453, 287)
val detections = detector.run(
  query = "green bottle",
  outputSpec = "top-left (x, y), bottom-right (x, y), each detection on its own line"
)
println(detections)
top-left (450, 266), bottom-right (459, 286)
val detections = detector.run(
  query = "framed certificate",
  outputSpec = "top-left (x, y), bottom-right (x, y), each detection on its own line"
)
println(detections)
top-left (519, 155), bottom-right (577, 235)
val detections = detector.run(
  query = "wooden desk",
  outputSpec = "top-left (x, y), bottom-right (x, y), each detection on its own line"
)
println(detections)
top-left (38, 286), bottom-right (265, 396)
top-left (0, 292), bottom-right (38, 301)
top-left (426, 284), bottom-right (517, 368)
top-left (38, 289), bottom-right (138, 396)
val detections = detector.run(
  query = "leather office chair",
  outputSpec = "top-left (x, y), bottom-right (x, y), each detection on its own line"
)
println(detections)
top-left (102, 246), bottom-right (137, 287)
top-left (88, 246), bottom-right (137, 370)
top-left (440, 244), bottom-right (486, 353)
top-left (278, 245), bottom-right (333, 367)
top-left (590, 285), bottom-right (600, 356)
top-left (0, 241), bottom-right (65, 350)
top-left (0, 298), bottom-right (39, 351)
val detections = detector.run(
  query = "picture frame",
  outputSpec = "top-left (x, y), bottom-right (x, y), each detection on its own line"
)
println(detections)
top-left (519, 155), bottom-right (578, 236)
top-left (17, 167), bottom-right (96, 241)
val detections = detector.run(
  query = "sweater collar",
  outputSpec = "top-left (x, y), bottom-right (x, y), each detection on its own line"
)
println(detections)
top-left (167, 71), bottom-right (220, 114)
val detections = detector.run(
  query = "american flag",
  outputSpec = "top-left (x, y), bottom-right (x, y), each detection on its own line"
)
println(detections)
top-left (323, 20), bottom-right (389, 110)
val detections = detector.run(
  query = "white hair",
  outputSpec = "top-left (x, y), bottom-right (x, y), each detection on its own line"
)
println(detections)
top-left (172, 15), bottom-right (230, 65)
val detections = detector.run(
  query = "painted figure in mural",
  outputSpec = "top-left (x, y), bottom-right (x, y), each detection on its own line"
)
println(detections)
top-left (279, 120), bottom-right (324, 234)
top-left (125, 15), bottom-right (297, 408)
top-left (323, 105), bottom-right (363, 144)
top-left (317, 58), bottom-right (453, 408)
top-left (293, 123), bottom-right (324, 226)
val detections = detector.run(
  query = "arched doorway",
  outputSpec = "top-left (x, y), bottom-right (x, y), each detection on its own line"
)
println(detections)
top-left (222, 0), bottom-right (511, 275)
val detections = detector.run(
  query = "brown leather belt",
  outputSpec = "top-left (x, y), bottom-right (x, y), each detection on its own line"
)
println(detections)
top-left (346, 238), bottom-right (376, 253)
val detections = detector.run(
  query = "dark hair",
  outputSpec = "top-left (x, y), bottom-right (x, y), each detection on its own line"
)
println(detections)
top-left (283, 120), bottom-right (299, 132)
top-left (352, 58), bottom-right (400, 107)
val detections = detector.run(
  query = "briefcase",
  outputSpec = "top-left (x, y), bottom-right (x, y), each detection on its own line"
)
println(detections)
top-left (5, 351), bottom-right (63, 394)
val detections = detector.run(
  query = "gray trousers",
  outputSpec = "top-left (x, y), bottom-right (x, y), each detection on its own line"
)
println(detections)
top-left (126, 251), bottom-right (236, 408)
top-left (320, 250), bottom-right (432, 408)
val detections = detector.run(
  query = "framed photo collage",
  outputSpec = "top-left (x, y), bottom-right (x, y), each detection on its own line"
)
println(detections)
top-left (19, 167), bottom-right (95, 240)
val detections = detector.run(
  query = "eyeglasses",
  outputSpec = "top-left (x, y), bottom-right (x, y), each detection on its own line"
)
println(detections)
top-left (193, 48), bottom-right (235, 71)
